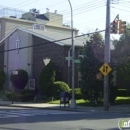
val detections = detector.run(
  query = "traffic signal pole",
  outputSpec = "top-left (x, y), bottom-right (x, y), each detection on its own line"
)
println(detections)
top-left (104, 0), bottom-right (110, 111)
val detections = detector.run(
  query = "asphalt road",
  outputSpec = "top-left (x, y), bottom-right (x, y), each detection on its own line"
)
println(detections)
top-left (0, 106), bottom-right (129, 130)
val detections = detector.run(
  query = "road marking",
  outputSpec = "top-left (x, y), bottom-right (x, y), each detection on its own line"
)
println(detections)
top-left (0, 109), bottom-right (84, 119)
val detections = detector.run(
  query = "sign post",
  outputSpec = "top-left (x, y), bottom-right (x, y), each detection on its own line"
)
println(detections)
top-left (99, 63), bottom-right (112, 76)
top-left (12, 71), bottom-right (18, 104)
top-left (99, 63), bottom-right (112, 111)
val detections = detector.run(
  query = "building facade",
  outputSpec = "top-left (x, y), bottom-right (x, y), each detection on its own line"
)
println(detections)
top-left (0, 25), bottom-right (84, 90)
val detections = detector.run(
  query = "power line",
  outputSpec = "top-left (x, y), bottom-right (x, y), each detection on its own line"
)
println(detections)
top-left (111, 6), bottom-right (130, 12)
top-left (118, 0), bottom-right (130, 4)
top-left (76, 19), bottom-right (105, 28)
top-left (0, 2), bottom-right (106, 38)
top-left (12, 0), bottom-right (37, 8)
top-left (46, 1), bottom-right (106, 20)
top-left (37, 0), bottom-right (67, 12)
top-left (0, 29), bottom-right (105, 53)
top-left (116, 3), bottom-right (130, 9)
top-left (39, 0), bottom-right (105, 15)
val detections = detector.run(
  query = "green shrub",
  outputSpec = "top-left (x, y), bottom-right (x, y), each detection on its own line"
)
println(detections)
top-left (6, 92), bottom-right (23, 102)
top-left (55, 66), bottom-right (63, 81)
top-left (21, 89), bottom-right (35, 101)
top-left (69, 88), bottom-right (82, 99)
top-left (6, 89), bottom-right (35, 102)
top-left (0, 70), bottom-right (6, 90)
top-left (75, 88), bottom-right (82, 99)
top-left (39, 61), bottom-right (56, 97)
top-left (128, 90), bottom-right (130, 96)
top-left (10, 69), bottom-right (28, 90)
top-left (52, 81), bottom-right (70, 99)
top-left (117, 89), bottom-right (129, 97)
top-left (110, 86), bottom-right (118, 104)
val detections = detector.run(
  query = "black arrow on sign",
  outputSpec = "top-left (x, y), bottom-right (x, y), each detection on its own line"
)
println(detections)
top-left (102, 65), bottom-right (108, 73)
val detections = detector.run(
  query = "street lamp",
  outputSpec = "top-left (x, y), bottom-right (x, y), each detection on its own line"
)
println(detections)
top-left (67, 0), bottom-right (76, 108)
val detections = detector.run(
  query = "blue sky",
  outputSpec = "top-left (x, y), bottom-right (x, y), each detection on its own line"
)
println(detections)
top-left (0, 0), bottom-right (130, 37)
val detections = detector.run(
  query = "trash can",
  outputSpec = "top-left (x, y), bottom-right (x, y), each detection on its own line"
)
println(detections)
top-left (60, 92), bottom-right (70, 108)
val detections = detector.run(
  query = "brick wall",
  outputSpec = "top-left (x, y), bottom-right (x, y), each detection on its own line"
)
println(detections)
top-left (32, 35), bottom-right (82, 88)
top-left (32, 36), bottom-right (64, 88)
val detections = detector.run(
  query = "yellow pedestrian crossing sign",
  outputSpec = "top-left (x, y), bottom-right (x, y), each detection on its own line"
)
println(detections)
top-left (99, 63), bottom-right (112, 76)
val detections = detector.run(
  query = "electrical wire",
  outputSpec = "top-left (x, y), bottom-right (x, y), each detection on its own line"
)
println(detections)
top-left (0, 2), bottom-right (106, 37)
top-left (0, 29), bottom-right (105, 53)
top-left (118, 0), bottom-right (130, 4)
top-left (11, 0), bottom-right (32, 7)
top-left (75, 19), bottom-right (105, 29)
top-left (117, 3), bottom-right (130, 9)
top-left (111, 6), bottom-right (130, 12)
top-left (0, 0), bottom-right (105, 22)
top-left (39, 0), bottom-right (106, 15)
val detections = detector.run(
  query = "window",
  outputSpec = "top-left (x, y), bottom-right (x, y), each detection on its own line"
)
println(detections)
top-left (32, 24), bottom-right (46, 31)
top-left (16, 36), bottom-right (20, 54)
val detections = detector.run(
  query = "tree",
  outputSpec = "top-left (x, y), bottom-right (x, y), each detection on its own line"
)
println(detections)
top-left (0, 70), bottom-right (6, 90)
top-left (89, 31), bottom-right (104, 63)
top-left (116, 62), bottom-right (130, 90)
top-left (39, 61), bottom-right (56, 97)
top-left (55, 66), bottom-right (63, 81)
top-left (111, 24), bottom-right (130, 89)
top-left (79, 39), bottom-right (103, 103)
top-left (10, 69), bottom-right (28, 90)
top-left (111, 24), bottom-right (130, 65)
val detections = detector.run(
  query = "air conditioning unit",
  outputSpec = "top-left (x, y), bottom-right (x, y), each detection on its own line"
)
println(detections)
top-left (29, 79), bottom-right (35, 90)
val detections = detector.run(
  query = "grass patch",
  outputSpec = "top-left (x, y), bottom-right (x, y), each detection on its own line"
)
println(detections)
top-left (48, 100), bottom-right (60, 104)
top-left (48, 99), bottom-right (103, 106)
top-left (115, 96), bottom-right (130, 104)
top-left (116, 97), bottom-right (130, 100)
top-left (48, 99), bottom-right (87, 105)
top-left (48, 97), bottom-right (130, 106)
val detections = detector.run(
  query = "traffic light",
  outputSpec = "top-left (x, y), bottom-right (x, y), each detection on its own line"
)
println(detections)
top-left (119, 20), bottom-right (126, 34)
top-left (110, 20), bottom-right (118, 34)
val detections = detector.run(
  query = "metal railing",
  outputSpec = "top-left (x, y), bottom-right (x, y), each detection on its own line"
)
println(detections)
top-left (0, 6), bottom-right (26, 18)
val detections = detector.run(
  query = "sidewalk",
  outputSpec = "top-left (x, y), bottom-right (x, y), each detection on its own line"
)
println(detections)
top-left (0, 99), bottom-right (130, 113)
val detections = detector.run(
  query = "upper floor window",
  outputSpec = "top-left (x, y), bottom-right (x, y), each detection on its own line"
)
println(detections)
top-left (32, 24), bottom-right (46, 31)
top-left (16, 36), bottom-right (20, 54)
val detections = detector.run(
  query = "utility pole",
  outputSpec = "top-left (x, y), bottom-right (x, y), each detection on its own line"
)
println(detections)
top-left (104, 0), bottom-right (110, 111)
top-left (67, 0), bottom-right (76, 108)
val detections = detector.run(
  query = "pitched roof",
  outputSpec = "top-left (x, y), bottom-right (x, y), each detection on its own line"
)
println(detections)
top-left (36, 14), bottom-right (49, 21)
top-left (0, 27), bottom-right (85, 47)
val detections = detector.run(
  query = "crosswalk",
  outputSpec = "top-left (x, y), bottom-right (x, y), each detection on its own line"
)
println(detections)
top-left (0, 109), bottom-right (83, 119)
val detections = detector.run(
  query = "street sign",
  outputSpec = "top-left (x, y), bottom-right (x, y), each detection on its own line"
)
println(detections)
top-left (65, 57), bottom-right (72, 60)
top-left (74, 59), bottom-right (80, 63)
top-left (13, 71), bottom-right (18, 75)
top-left (99, 63), bottom-right (112, 76)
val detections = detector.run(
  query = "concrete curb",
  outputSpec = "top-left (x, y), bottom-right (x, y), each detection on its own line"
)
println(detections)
top-left (0, 99), bottom-right (130, 114)
top-left (0, 103), bottom-right (130, 114)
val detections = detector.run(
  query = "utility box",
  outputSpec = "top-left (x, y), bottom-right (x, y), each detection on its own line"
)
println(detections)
top-left (60, 92), bottom-right (70, 108)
